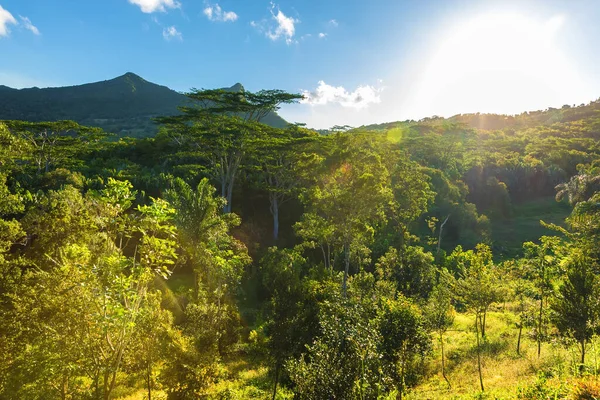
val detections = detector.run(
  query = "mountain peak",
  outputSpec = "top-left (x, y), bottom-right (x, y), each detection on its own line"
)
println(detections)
top-left (228, 82), bottom-right (245, 92)
top-left (116, 72), bottom-right (146, 82)
top-left (0, 75), bottom-right (289, 137)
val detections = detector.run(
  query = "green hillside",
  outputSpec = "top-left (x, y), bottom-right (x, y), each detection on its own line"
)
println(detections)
top-left (0, 73), bottom-right (289, 137)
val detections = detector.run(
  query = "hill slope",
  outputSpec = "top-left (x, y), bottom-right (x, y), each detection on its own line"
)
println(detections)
top-left (0, 73), bottom-right (289, 137)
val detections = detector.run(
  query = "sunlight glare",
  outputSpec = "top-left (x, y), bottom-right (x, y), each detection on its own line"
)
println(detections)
top-left (408, 12), bottom-right (588, 119)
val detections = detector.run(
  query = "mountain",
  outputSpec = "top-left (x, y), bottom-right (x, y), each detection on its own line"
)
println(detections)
top-left (0, 73), bottom-right (289, 137)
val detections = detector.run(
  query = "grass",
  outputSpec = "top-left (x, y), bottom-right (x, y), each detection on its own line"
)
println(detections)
top-left (114, 304), bottom-right (600, 399)
top-left (491, 196), bottom-right (571, 259)
top-left (202, 356), bottom-right (293, 399)
top-left (407, 307), bottom-right (600, 400)
top-left (115, 355), bottom-right (293, 400)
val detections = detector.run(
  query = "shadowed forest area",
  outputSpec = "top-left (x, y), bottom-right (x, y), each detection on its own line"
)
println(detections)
top-left (1, 87), bottom-right (600, 399)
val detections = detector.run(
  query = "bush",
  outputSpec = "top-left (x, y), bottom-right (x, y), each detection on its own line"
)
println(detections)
top-left (570, 377), bottom-right (600, 400)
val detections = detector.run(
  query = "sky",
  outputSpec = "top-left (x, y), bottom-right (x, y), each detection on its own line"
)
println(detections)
top-left (1, 0), bottom-right (600, 129)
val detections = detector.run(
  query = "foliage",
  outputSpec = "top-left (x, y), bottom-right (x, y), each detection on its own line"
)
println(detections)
top-left (0, 91), bottom-right (599, 399)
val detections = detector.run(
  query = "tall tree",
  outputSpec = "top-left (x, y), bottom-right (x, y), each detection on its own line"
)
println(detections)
top-left (295, 133), bottom-right (393, 295)
top-left (555, 171), bottom-right (600, 206)
top-left (164, 177), bottom-right (249, 301)
top-left (250, 124), bottom-right (318, 241)
top-left (448, 244), bottom-right (504, 338)
top-left (157, 88), bottom-right (302, 213)
top-left (447, 244), bottom-right (505, 392)
top-left (522, 236), bottom-right (561, 358)
top-left (379, 296), bottom-right (431, 399)
top-left (4, 120), bottom-right (105, 175)
top-left (425, 284), bottom-right (455, 388)
top-left (552, 248), bottom-right (599, 368)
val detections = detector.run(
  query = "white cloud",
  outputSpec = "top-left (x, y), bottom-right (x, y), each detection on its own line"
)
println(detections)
top-left (252, 4), bottom-right (297, 44)
top-left (163, 25), bottom-right (182, 40)
top-left (267, 5), bottom-right (297, 44)
top-left (328, 19), bottom-right (338, 27)
top-left (19, 16), bottom-right (40, 35)
top-left (318, 32), bottom-right (326, 38)
top-left (301, 80), bottom-right (383, 109)
top-left (0, 5), bottom-right (17, 37)
top-left (203, 3), bottom-right (238, 22)
top-left (128, 0), bottom-right (180, 13)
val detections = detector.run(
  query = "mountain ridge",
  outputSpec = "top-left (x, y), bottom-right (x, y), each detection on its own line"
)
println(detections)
top-left (0, 73), bottom-right (288, 137)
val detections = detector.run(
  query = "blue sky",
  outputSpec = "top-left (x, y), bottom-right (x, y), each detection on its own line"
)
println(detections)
top-left (1, 0), bottom-right (600, 128)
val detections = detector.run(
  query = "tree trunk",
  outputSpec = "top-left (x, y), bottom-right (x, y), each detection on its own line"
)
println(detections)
top-left (147, 360), bottom-right (152, 400)
top-left (321, 246), bottom-right (328, 270)
top-left (516, 323), bottom-right (522, 356)
top-left (342, 243), bottom-right (350, 296)
top-left (475, 314), bottom-right (484, 392)
top-left (397, 349), bottom-right (406, 400)
top-left (537, 291), bottom-right (544, 358)
top-left (437, 215), bottom-right (450, 255)
top-left (582, 340), bottom-right (586, 368)
top-left (272, 364), bottom-right (280, 400)
top-left (481, 310), bottom-right (487, 338)
top-left (440, 331), bottom-right (450, 388)
top-left (103, 370), bottom-right (110, 400)
top-left (61, 374), bottom-right (68, 400)
top-left (225, 176), bottom-right (235, 214)
top-left (271, 195), bottom-right (279, 241)
top-left (93, 373), bottom-right (100, 400)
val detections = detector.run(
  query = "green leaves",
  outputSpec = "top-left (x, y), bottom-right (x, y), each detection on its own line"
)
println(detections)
top-left (295, 133), bottom-right (394, 275)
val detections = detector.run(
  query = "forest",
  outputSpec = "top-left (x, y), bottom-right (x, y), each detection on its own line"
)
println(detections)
top-left (1, 87), bottom-right (600, 400)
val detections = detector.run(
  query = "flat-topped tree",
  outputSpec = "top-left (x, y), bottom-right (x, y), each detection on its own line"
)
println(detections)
top-left (249, 124), bottom-right (319, 241)
top-left (157, 87), bottom-right (302, 213)
top-left (3, 120), bottom-right (106, 175)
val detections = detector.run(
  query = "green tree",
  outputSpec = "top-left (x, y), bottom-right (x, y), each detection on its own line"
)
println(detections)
top-left (286, 274), bottom-right (384, 399)
top-left (250, 124), bottom-right (317, 241)
top-left (164, 177), bottom-right (249, 302)
top-left (552, 248), bottom-right (599, 367)
top-left (447, 244), bottom-right (505, 392)
top-left (5, 120), bottom-right (105, 175)
top-left (260, 247), bottom-right (316, 400)
top-left (379, 296), bottom-right (431, 399)
top-left (376, 246), bottom-right (436, 300)
top-left (555, 171), bottom-right (600, 206)
top-left (448, 244), bottom-right (504, 338)
top-left (157, 88), bottom-right (301, 213)
top-left (425, 284), bottom-right (455, 388)
top-left (522, 236), bottom-right (561, 358)
top-left (0, 178), bottom-right (178, 400)
top-left (295, 134), bottom-right (393, 295)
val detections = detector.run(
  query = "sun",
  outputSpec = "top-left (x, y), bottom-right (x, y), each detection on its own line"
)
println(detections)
top-left (408, 12), bottom-right (588, 119)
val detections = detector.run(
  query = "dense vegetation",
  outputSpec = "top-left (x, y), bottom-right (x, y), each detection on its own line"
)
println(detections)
top-left (1, 87), bottom-right (600, 399)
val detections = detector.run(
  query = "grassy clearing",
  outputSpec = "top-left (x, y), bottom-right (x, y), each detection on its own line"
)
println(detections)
top-left (491, 197), bottom-right (571, 259)
top-left (115, 306), bottom-right (600, 399)
top-left (202, 356), bottom-right (293, 399)
top-left (115, 356), bottom-right (293, 400)
top-left (408, 308), bottom-right (600, 399)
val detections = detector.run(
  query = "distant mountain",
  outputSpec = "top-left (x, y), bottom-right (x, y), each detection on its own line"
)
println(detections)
top-left (0, 73), bottom-right (289, 137)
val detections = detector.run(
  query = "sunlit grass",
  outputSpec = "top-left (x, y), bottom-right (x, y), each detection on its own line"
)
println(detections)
top-left (408, 307), bottom-right (599, 399)
top-left (203, 357), bottom-right (294, 399)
